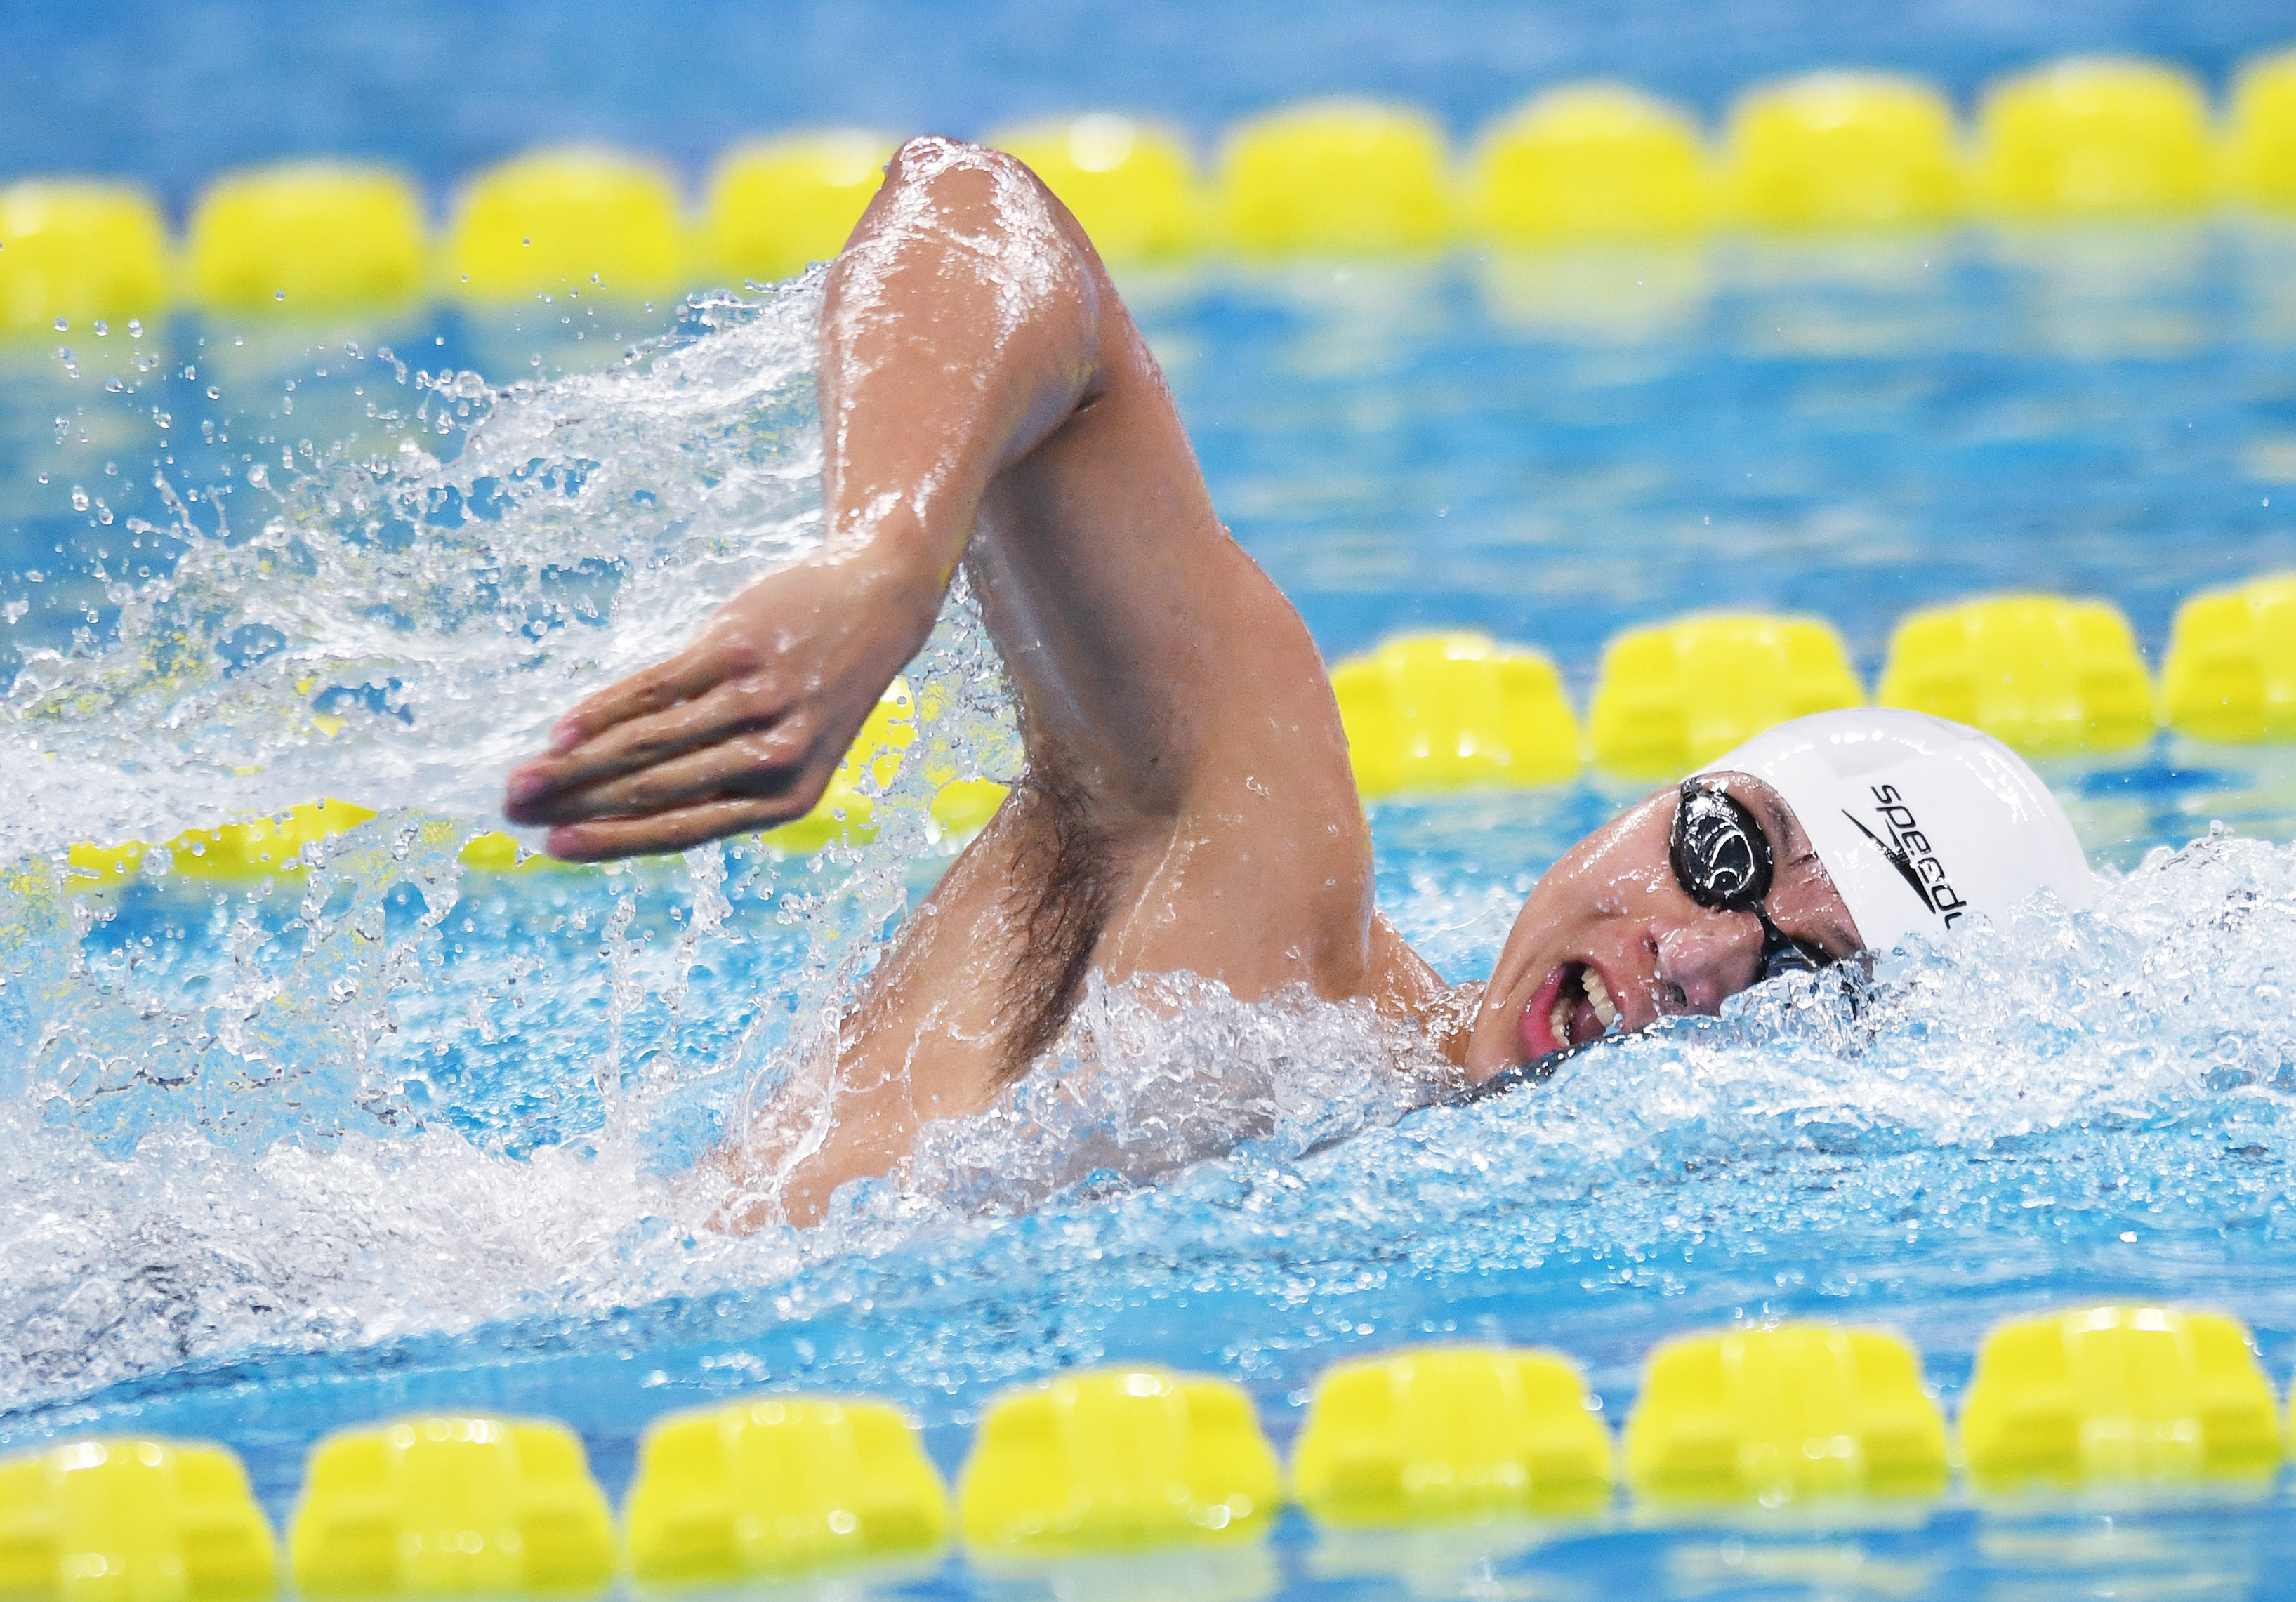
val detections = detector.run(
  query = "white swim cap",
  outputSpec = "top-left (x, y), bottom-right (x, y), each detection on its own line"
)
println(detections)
top-left (1694, 708), bottom-right (2097, 954)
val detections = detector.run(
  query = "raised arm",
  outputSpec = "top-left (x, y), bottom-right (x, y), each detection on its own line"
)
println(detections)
top-left (505, 138), bottom-right (1115, 854)
top-left (510, 137), bottom-right (1354, 861)
top-left (508, 140), bottom-right (1427, 1213)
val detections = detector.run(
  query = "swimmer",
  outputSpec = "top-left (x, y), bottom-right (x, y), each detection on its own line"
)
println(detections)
top-left (503, 138), bottom-right (2097, 1220)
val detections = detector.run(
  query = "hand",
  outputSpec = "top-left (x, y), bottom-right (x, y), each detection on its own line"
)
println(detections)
top-left (502, 557), bottom-right (938, 861)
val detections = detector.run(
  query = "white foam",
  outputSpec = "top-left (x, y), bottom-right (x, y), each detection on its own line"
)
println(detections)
top-left (1, 280), bottom-right (833, 862)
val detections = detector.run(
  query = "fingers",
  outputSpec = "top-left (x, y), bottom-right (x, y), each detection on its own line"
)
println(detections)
top-left (506, 677), bottom-right (789, 821)
top-left (543, 644), bottom-right (732, 756)
top-left (514, 724), bottom-right (819, 827)
top-left (542, 793), bottom-right (831, 863)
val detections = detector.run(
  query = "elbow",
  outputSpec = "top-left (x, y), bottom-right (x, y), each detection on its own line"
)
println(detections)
top-left (868, 133), bottom-right (1102, 353)
top-left (881, 137), bottom-right (1090, 284)
top-left (887, 133), bottom-right (1032, 189)
top-left (881, 135), bottom-right (1057, 230)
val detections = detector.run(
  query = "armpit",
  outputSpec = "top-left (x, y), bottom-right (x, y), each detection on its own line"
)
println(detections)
top-left (994, 772), bottom-right (1118, 1083)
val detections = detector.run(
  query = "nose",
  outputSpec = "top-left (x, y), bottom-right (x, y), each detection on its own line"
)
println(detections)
top-left (1654, 913), bottom-right (1765, 1015)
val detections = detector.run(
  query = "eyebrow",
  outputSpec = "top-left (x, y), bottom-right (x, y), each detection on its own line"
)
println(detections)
top-left (1743, 783), bottom-right (1802, 861)
top-left (1745, 784), bottom-right (1859, 962)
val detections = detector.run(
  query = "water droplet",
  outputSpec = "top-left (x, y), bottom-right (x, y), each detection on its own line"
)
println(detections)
top-left (275, 288), bottom-right (286, 301)
top-left (93, 321), bottom-right (108, 336)
top-left (53, 316), bottom-right (67, 331)
top-left (70, 486), bottom-right (90, 512)
top-left (127, 318), bottom-right (143, 336)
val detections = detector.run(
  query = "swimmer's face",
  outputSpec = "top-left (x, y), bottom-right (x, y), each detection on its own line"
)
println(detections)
top-left (1463, 772), bottom-right (1864, 1083)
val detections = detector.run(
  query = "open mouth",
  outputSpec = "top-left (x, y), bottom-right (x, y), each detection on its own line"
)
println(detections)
top-left (1521, 960), bottom-right (1623, 1059)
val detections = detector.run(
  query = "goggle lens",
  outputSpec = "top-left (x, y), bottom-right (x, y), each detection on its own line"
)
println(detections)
top-left (1670, 783), bottom-right (1775, 911)
top-left (1672, 780), bottom-right (1830, 981)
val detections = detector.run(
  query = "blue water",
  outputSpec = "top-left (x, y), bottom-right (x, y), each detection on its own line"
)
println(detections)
top-left (6, 0), bottom-right (2296, 208)
top-left (1, 244), bottom-right (2294, 1599)
top-left (5, 6), bottom-right (2296, 1598)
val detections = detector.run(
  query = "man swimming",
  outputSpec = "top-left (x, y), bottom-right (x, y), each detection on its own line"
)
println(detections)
top-left (502, 137), bottom-right (2097, 1221)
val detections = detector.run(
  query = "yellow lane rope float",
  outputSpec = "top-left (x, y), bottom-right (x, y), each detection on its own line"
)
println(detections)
top-left (8, 46), bottom-right (2296, 330)
top-left (3, 1301), bottom-right (2286, 1593)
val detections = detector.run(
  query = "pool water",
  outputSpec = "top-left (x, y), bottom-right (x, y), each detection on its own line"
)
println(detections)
top-left (4, 227), bottom-right (2296, 1600)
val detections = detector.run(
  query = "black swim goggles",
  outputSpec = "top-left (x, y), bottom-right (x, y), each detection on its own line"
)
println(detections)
top-left (1450, 777), bottom-right (1835, 1106)
top-left (1668, 777), bottom-right (1830, 984)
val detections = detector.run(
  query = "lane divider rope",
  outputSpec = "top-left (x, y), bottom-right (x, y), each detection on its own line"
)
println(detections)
top-left (2, 1302), bottom-right (2283, 1594)
top-left (4, 49), bottom-right (2296, 331)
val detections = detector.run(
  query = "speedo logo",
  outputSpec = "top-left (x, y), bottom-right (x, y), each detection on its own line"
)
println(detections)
top-left (1842, 784), bottom-right (1967, 926)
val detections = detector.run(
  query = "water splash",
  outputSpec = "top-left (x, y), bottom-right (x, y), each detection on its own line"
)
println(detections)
top-left (0, 277), bottom-right (1018, 1405)
top-left (4, 810), bottom-right (2292, 1415)
top-left (2, 279), bottom-right (835, 861)
top-left (904, 972), bottom-right (1448, 1215)
top-left (3, 274), bottom-right (2295, 1449)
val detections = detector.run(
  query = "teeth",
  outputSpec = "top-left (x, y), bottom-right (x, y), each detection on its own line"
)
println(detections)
top-left (1584, 969), bottom-right (1620, 1033)
top-left (1547, 967), bottom-right (1622, 1051)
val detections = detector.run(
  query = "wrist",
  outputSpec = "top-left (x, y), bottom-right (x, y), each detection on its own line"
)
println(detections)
top-left (832, 542), bottom-right (946, 652)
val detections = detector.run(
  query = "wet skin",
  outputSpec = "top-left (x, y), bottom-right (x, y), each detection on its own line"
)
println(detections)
top-left (502, 137), bottom-right (1861, 1223)
top-left (1463, 774), bottom-right (1863, 1085)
